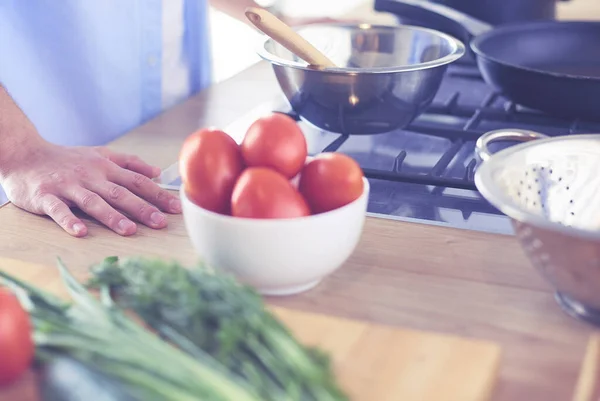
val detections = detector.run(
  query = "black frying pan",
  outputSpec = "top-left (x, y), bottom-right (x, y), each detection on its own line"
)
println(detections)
top-left (374, 0), bottom-right (600, 121)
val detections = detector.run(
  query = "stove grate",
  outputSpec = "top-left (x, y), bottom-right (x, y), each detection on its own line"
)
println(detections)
top-left (277, 64), bottom-right (600, 192)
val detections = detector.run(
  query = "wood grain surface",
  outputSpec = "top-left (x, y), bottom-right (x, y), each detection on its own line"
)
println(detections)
top-left (274, 307), bottom-right (501, 401)
top-left (0, 201), bottom-right (597, 401)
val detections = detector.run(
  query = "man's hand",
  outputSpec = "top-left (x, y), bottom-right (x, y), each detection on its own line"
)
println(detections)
top-left (0, 141), bottom-right (181, 237)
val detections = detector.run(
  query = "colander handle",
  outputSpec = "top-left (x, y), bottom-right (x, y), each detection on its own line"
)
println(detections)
top-left (475, 129), bottom-right (548, 161)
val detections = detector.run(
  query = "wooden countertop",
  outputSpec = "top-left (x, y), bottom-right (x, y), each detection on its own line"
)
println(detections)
top-left (2, 1), bottom-right (600, 400)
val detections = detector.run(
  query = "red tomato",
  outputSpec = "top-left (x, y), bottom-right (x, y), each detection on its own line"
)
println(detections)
top-left (179, 128), bottom-right (244, 214)
top-left (298, 153), bottom-right (364, 214)
top-left (231, 167), bottom-right (311, 219)
top-left (241, 113), bottom-right (308, 179)
top-left (0, 289), bottom-right (34, 386)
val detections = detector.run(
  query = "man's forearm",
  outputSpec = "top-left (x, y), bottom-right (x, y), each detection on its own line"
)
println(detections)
top-left (0, 85), bottom-right (45, 179)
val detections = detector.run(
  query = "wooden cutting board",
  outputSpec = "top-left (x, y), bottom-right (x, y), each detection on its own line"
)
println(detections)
top-left (572, 334), bottom-right (600, 401)
top-left (0, 257), bottom-right (502, 401)
top-left (273, 307), bottom-right (501, 401)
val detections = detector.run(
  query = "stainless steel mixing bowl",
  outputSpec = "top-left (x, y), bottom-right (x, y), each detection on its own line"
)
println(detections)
top-left (256, 23), bottom-right (465, 135)
top-left (474, 129), bottom-right (600, 326)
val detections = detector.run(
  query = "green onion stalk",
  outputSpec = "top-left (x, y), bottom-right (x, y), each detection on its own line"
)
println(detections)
top-left (0, 259), bottom-right (266, 401)
top-left (87, 256), bottom-right (349, 401)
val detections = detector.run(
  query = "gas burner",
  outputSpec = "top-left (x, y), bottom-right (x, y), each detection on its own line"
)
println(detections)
top-left (160, 62), bottom-right (600, 235)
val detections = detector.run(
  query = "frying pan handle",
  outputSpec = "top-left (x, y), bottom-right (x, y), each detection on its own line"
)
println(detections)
top-left (374, 0), bottom-right (493, 37)
top-left (475, 129), bottom-right (549, 161)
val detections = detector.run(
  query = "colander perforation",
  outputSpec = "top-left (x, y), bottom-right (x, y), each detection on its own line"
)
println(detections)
top-left (475, 129), bottom-right (600, 326)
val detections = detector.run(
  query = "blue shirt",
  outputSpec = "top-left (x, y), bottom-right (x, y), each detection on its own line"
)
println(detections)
top-left (0, 0), bottom-right (212, 147)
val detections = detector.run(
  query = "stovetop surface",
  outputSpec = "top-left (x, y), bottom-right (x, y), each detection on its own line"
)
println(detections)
top-left (160, 58), bottom-right (600, 235)
top-left (230, 58), bottom-right (600, 235)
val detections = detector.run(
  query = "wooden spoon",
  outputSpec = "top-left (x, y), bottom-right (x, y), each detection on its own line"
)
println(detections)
top-left (245, 7), bottom-right (337, 69)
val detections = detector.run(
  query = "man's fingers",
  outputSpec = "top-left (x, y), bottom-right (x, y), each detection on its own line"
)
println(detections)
top-left (64, 187), bottom-right (137, 236)
top-left (85, 181), bottom-right (167, 229)
top-left (40, 194), bottom-right (88, 237)
top-left (98, 148), bottom-right (161, 178)
top-left (108, 169), bottom-right (182, 214)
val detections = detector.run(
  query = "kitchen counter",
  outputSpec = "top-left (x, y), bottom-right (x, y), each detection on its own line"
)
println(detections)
top-left (2, 1), bottom-right (600, 400)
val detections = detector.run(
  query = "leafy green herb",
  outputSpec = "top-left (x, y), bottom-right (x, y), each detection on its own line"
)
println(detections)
top-left (0, 259), bottom-right (267, 401)
top-left (87, 256), bottom-right (348, 401)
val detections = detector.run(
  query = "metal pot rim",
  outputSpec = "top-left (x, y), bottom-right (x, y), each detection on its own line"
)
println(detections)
top-left (470, 20), bottom-right (600, 82)
top-left (256, 23), bottom-right (466, 74)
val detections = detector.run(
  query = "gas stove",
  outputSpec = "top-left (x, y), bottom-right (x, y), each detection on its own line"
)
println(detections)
top-left (159, 58), bottom-right (600, 236)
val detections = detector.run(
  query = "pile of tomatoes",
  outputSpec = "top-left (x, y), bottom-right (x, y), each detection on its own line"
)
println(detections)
top-left (179, 112), bottom-right (365, 219)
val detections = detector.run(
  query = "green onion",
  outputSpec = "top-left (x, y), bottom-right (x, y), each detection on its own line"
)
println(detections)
top-left (0, 259), bottom-right (264, 401)
top-left (0, 256), bottom-right (348, 401)
top-left (87, 256), bottom-right (348, 401)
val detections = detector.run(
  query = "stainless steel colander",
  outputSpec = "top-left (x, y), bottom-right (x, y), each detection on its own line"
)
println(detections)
top-left (474, 129), bottom-right (600, 325)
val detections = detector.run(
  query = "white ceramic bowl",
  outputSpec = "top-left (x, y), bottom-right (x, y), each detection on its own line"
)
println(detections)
top-left (180, 178), bottom-right (370, 296)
